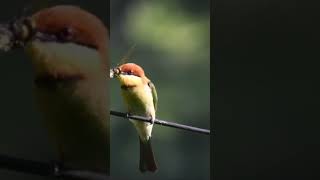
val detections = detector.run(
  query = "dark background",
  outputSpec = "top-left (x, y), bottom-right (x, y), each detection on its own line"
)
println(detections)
top-left (0, 1), bottom-right (109, 180)
top-left (214, 0), bottom-right (320, 179)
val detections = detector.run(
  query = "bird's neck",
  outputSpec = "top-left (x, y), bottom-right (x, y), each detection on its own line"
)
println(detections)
top-left (26, 40), bottom-right (103, 81)
top-left (118, 75), bottom-right (147, 88)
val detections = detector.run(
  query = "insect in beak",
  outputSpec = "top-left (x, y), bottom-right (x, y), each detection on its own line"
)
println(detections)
top-left (110, 67), bottom-right (121, 78)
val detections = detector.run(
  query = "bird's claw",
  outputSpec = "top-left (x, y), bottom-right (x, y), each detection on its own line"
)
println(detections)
top-left (149, 117), bottom-right (155, 124)
top-left (126, 112), bottom-right (131, 119)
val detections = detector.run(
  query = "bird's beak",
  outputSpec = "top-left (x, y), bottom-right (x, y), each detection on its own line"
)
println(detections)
top-left (110, 67), bottom-right (121, 78)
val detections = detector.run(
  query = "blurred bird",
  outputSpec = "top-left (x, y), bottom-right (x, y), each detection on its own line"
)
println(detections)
top-left (7, 5), bottom-right (109, 175)
top-left (111, 63), bottom-right (158, 173)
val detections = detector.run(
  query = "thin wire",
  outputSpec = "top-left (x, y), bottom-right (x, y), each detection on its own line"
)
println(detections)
top-left (110, 110), bottom-right (211, 135)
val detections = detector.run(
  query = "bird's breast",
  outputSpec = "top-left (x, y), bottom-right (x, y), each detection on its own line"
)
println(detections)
top-left (121, 84), bottom-right (155, 117)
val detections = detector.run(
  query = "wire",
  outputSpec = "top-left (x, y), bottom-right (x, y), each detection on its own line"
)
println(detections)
top-left (110, 110), bottom-right (211, 135)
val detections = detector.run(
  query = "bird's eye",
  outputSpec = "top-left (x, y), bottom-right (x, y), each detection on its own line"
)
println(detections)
top-left (127, 71), bottom-right (133, 75)
top-left (58, 27), bottom-right (73, 41)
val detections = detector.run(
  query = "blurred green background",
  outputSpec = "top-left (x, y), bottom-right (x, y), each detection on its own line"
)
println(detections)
top-left (110, 0), bottom-right (210, 180)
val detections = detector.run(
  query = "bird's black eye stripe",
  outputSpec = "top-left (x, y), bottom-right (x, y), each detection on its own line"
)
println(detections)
top-left (120, 71), bottom-right (141, 77)
top-left (34, 30), bottom-right (98, 50)
top-left (121, 71), bottom-right (133, 75)
top-left (57, 27), bottom-right (73, 41)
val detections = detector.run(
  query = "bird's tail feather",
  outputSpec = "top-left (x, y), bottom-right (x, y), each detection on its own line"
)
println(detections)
top-left (139, 137), bottom-right (157, 173)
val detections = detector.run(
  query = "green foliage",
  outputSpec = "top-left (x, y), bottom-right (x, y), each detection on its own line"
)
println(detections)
top-left (125, 1), bottom-right (209, 61)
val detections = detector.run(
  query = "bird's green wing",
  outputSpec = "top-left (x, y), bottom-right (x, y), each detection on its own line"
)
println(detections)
top-left (148, 81), bottom-right (158, 112)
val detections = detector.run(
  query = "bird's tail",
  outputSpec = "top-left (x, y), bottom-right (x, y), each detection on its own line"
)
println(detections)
top-left (139, 137), bottom-right (157, 173)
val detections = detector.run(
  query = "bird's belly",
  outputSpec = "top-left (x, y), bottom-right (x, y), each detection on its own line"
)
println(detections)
top-left (130, 119), bottom-right (153, 141)
top-left (121, 87), bottom-right (154, 116)
top-left (121, 87), bottom-right (155, 140)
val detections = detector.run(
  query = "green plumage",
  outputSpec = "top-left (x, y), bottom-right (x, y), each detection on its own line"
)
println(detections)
top-left (148, 81), bottom-right (158, 112)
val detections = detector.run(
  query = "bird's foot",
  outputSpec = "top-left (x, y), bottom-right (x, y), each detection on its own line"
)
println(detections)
top-left (149, 117), bottom-right (155, 124)
top-left (125, 112), bottom-right (132, 120)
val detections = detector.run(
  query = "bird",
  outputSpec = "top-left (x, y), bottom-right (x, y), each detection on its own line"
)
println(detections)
top-left (7, 5), bottom-right (110, 175)
top-left (111, 63), bottom-right (158, 173)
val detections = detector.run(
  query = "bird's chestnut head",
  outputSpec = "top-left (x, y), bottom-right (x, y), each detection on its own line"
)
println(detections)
top-left (112, 63), bottom-right (145, 78)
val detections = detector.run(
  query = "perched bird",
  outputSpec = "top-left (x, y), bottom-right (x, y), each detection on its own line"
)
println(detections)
top-left (7, 5), bottom-right (110, 175)
top-left (111, 63), bottom-right (158, 173)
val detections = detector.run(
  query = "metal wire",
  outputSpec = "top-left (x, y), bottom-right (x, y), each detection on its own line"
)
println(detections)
top-left (110, 110), bottom-right (211, 135)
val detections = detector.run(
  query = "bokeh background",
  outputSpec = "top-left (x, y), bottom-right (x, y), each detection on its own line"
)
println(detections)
top-left (0, 0), bottom-right (109, 180)
top-left (110, 0), bottom-right (210, 180)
